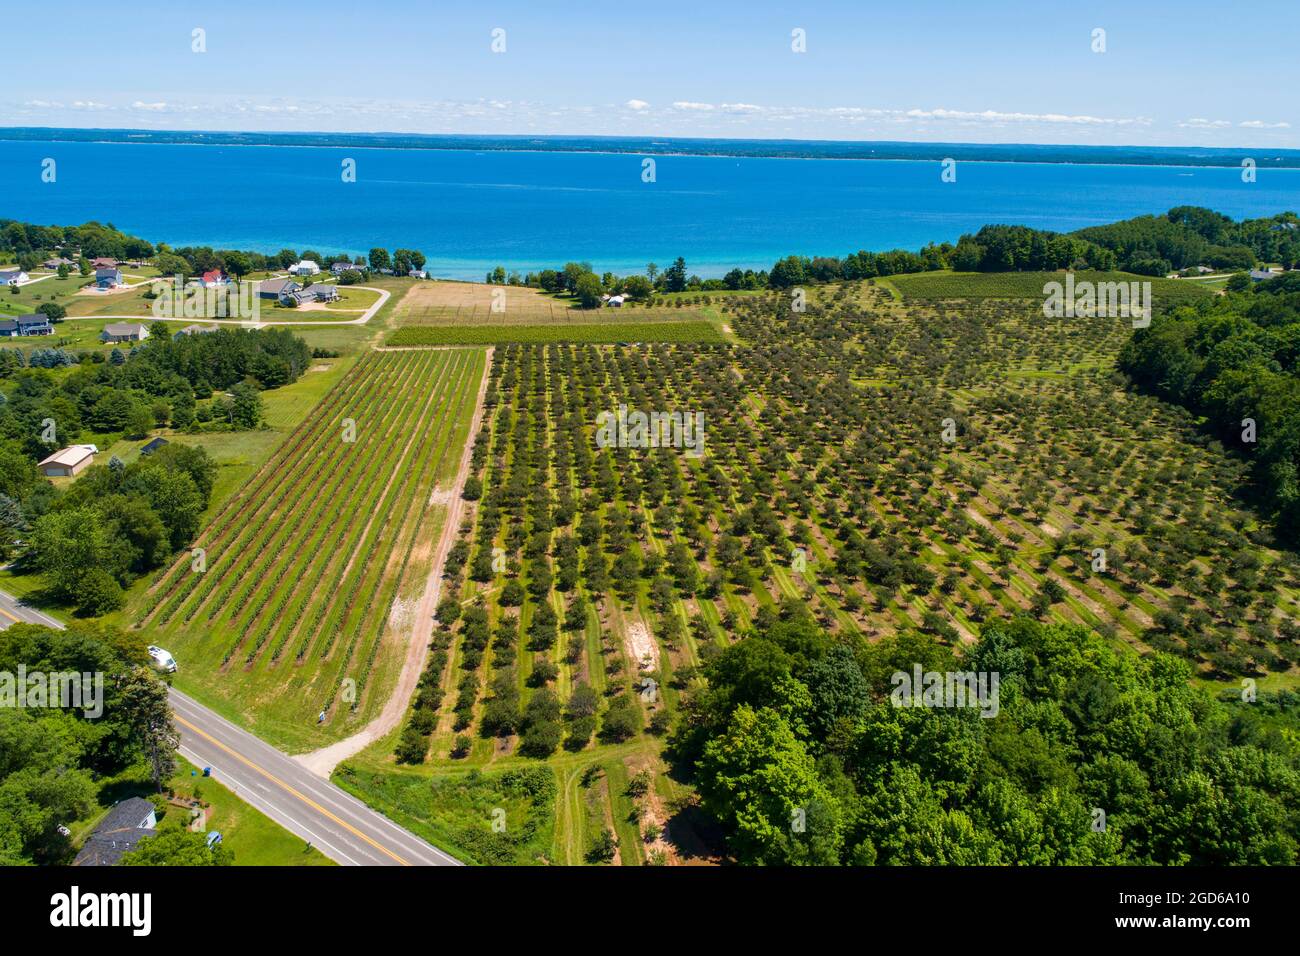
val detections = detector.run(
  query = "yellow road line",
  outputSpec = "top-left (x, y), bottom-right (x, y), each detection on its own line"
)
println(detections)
top-left (0, 606), bottom-right (20, 623)
top-left (172, 713), bottom-right (410, 866)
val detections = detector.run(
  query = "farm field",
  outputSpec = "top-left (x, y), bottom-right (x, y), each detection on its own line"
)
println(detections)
top-left (883, 269), bottom-right (1215, 304)
top-left (388, 321), bottom-right (725, 345)
top-left (349, 277), bottom-right (1300, 864)
top-left (390, 279), bottom-right (730, 328)
top-left (131, 346), bottom-right (487, 752)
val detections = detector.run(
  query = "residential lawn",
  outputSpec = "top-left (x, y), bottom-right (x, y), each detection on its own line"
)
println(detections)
top-left (167, 758), bottom-right (334, 866)
top-left (0, 272), bottom-right (97, 317)
top-left (68, 759), bottom-right (333, 866)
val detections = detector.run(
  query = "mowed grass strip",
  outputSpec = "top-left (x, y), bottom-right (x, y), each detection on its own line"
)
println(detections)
top-left (138, 349), bottom-right (485, 752)
top-left (388, 322), bottom-right (723, 345)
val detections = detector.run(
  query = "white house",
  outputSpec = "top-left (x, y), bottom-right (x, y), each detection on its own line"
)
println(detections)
top-left (289, 260), bottom-right (321, 276)
top-left (606, 294), bottom-right (625, 307)
top-left (0, 269), bottom-right (30, 287)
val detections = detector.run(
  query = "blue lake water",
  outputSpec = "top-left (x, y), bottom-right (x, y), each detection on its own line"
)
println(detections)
top-left (2, 139), bottom-right (1298, 280)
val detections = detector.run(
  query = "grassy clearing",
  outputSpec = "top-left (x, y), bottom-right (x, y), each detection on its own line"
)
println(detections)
top-left (883, 269), bottom-right (1214, 304)
top-left (333, 763), bottom-right (556, 865)
top-left (388, 322), bottom-right (724, 345)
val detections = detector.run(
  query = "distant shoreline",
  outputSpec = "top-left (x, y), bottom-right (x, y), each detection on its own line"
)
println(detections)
top-left (2, 127), bottom-right (1298, 168)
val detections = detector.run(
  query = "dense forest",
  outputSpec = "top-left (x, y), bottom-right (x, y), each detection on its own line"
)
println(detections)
top-left (1119, 273), bottom-right (1300, 539)
top-left (673, 611), bottom-right (1300, 865)
top-left (490, 207), bottom-right (1296, 301)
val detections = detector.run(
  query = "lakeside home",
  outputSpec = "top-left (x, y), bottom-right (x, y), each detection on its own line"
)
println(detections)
top-left (0, 268), bottom-right (30, 286)
top-left (290, 285), bottom-right (340, 305)
top-left (95, 266), bottom-right (123, 289)
top-left (258, 278), bottom-right (300, 300)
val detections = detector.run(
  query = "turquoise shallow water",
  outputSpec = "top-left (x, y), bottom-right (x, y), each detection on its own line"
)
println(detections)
top-left (1, 138), bottom-right (1297, 279)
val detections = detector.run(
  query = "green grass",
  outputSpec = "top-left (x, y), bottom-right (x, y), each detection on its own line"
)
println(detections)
top-left (167, 758), bottom-right (334, 866)
top-left (388, 321), bottom-right (724, 345)
top-left (883, 269), bottom-right (1214, 304)
top-left (333, 763), bottom-right (556, 865)
top-left (0, 273), bottom-right (97, 316)
top-left (131, 348), bottom-right (485, 752)
top-left (68, 758), bottom-right (332, 866)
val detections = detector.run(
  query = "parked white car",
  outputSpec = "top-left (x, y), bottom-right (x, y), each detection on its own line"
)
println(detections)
top-left (147, 645), bottom-right (177, 673)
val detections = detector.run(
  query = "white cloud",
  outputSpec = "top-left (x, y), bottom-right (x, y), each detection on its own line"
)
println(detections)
top-left (624, 99), bottom-right (649, 111)
top-left (902, 107), bottom-right (1148, 126)
top-left (1240, 119), bottom-right (1290, 129)
top-left (672, 101), bottom-right (715, 111)
top-left (1179, 117), bottom-right (1231, 129)
top-left (720, 103), bottom-right (762, 113)
top-left (131, 101), bottom-right (168, 112)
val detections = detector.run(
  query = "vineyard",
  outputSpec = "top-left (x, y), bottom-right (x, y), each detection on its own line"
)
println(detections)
top-left (350, 277), bottom-right (1300, 864)
top-left (133, 347), bottom-right (487, 752)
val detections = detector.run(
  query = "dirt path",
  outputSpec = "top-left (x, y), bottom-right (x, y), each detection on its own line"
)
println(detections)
top-left (295, 346), bottom-right (494, 777)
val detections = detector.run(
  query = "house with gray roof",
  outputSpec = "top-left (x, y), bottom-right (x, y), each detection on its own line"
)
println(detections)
top-left (72, 797), bottom-right (158, 866)
top-left (290, 285), bottom-right (340, 305)
top-left (0, 314), bottom-right (53, 337)
top-left (258, 278), bottom-right (301, 300)
top-left (101, 322), bottom-right (150, 343)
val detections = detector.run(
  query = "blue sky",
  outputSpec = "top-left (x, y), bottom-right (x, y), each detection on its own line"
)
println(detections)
top-left (3, 0), bottom-right (1294, 147)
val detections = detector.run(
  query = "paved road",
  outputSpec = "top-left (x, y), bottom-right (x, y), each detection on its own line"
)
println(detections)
top-left (170, 688), bottom-right (460, 867)
top-left (0, 589), bottom-right (65, 629)
top-left (0, 587), bottom-right (457, 866)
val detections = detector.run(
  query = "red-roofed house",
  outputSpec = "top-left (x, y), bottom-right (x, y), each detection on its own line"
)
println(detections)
top-left (200, 269), bottom-right (226, 288)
